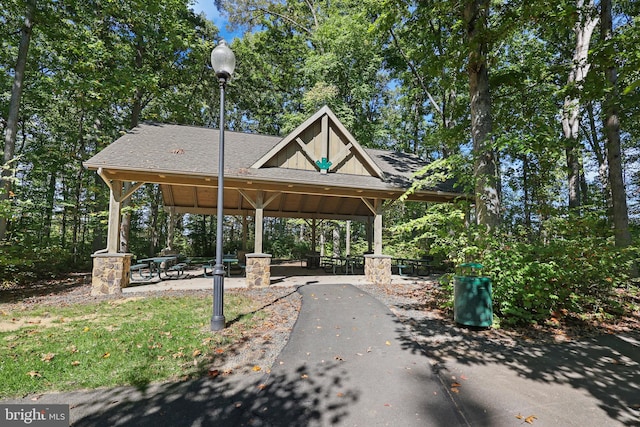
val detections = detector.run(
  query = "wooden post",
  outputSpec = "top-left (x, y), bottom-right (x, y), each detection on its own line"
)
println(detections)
top-left (106, 180), bottom-right (122, 253)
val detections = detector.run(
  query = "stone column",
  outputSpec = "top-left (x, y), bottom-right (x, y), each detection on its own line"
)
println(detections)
top-left (364, 254), bottom-right (391, 286)
top-left (91, 253), bottom-right (132, 296)
top-left (245, 253), bottom-right (272, 288)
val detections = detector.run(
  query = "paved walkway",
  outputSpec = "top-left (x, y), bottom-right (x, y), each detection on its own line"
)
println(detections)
top-left (3, 282), bottom-right (639, 426)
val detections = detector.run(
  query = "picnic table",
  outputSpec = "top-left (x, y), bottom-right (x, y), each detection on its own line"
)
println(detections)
top-left (321, 256), bottom-right (363, 274)
top-left (130, 256), bottom-right (187, 281)
top-left (203, 256), bottom-right (242, 277)
top-left (392, 257), bottom-right (433, 276)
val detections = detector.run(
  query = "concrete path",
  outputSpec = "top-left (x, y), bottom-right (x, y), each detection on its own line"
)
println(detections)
top-left (252, 283), bottom-right (463, 426)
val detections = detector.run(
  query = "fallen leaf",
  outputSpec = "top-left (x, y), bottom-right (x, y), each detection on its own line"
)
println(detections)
top-left (450, 387), bottom-right (460, 393)
top-left (71, 361), bottom-right (80, 366)
top-left (525, 415), bottom-right (537, 424)
top-left (252, 365), bottom-right (262, 372)
top-left (102, 352), bottom-right (110, 358)
top-left (516, 414), bottom-right (524, 420)
top-left (337, 392), bottom-right (344, 397)
top-left (451, 382), bottom-right (462, 387)
top-left (209, 369), bottom-right (219, 378)
top-left (192, 349), bottom-right (202, 357)
top-left (215, 348), bottom-right (224, 354)
top-left (83, 326), bottom-right (90, 332)
top-left (301, 374), bottom-right (309, 379)
top-left (41, 353), bottom-right (55, 362)
top-left (27, 371), bottom-right (41, 378)
top-left (385, 341), bottom-right (391, 346)
top-left (257, 383), bottom-right (267, 390)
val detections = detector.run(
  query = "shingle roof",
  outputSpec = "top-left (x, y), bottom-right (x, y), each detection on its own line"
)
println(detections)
top-left (86, 123), bottom-right (456, 193)
top-left (84, 110), bottom-right (462, 219)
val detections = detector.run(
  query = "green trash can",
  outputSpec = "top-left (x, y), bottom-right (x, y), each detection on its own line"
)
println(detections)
top-left (454, 263), bottom-right (493, 327)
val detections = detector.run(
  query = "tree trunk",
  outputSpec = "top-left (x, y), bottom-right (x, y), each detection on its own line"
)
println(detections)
top-left (332, 223), bottom-right (341, 257)
top-left (601, 0), bottom-right (632, 250)
top-left (148, 185), bottom-right (161, 256)
top-left (464, 0), bottom-right (500, 229)
top-left (562, 0), bottom-right (598, 211)
top-left (43, 172), bottom-right (56, 244)
top-left (119, 37), bottom-right (146, 253)
top-left (165, 208), bottom-right (177, 255)
top-left (0, 0), bottom-right (35, 240)
top-left (585, 101), bottom-right (609, 202)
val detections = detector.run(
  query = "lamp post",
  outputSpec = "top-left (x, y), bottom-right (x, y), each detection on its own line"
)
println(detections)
top-left (210, 40), bottom-right (235, 331)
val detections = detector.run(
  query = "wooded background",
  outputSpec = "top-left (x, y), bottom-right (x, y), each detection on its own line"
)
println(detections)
top-left (2, 1), bottom-right (639, 321)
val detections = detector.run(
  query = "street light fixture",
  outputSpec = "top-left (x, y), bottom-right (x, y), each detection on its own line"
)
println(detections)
top-left (210, 40), bottom-right (235, 331)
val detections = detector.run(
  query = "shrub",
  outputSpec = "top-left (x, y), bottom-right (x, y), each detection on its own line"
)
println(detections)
top-left (433, 213), bottom-right (636, 325)
top-left (0, 243), bottom-right (75, 285)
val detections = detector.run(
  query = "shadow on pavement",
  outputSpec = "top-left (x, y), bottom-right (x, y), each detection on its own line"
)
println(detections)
top-left (392, 300), bottom-right (640, 426)
top-left (72, 359), bottom-right (357, 426)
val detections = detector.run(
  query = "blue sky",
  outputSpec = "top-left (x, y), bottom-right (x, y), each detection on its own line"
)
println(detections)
top-left (192, 0), bottom-right (242, 41)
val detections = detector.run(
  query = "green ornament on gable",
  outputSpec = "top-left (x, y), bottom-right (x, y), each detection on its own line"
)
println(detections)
top-left (316, 157), bottom-right (332, 172)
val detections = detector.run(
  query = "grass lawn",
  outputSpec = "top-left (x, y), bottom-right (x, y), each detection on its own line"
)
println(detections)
top-left (0, 293), bottom-right (264, 398)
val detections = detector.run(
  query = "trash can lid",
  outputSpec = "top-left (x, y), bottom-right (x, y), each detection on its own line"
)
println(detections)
top-left (459, 262), bottom-right (483, 269)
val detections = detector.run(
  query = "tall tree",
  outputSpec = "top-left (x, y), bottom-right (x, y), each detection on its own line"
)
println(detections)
top-left (600, 0), bottom-right (631, 248)
top-left (464, 0), bottom-right (500, 228)
top-left (369, 0), bottom-right (467, 158)
top-left (218, 0), bottom-right (387, 144)
top-left (562, 0), bottom-right (598, 210)
top-left (1, 0), bottom-right (35, 241)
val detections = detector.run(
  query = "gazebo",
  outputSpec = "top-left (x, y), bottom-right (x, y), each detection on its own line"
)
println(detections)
top-left (84, 106), bottom-right (461, 294)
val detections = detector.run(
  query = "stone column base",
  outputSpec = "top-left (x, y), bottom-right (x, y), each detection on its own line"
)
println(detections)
top-left (245, 253), bottom-right (272, 288)
top-left (364, 255), bottom-right (392, 286)
top-left (91, 253), bottom-right (132, 296)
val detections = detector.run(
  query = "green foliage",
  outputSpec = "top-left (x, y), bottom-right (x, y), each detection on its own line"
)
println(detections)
top-left (392, 200), bottom-right (471, 266)
top-left (0, 243), bottom-right (75, 285)
top-left (264, 234), bottom-right (309, 259)
top-left (431, 213), bottom-right (636, 325)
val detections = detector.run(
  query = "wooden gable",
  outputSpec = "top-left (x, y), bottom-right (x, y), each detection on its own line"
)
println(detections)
top-left (251, 106), bottom-right (385, 179)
